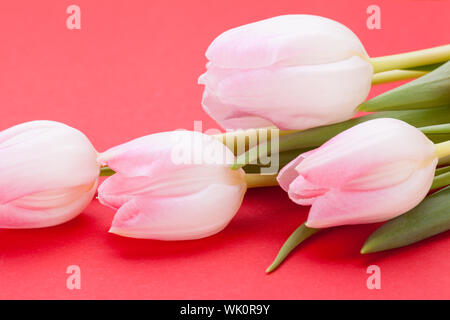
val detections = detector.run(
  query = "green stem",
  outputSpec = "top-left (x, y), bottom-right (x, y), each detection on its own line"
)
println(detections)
top-left (435, 165), bottom-right (450, 176)
top-left (371, 69), bottom-right (427, 85)
top-left (213, 127), bottom-right (294, 156)
top-left (266, 223), bottom-right (319, 274)
top-left (245, 174), bottom-right (278, 188)
top-left (435, 140), bottom-right (450, 159)
top-left (370, 44), bottom-right (450, 73)
top-left (370, 60), bottom-right (444, 85)
top-left (431, 171), bottom-right (450, 190)
top-left (420, 123), bottom-right (450, 135)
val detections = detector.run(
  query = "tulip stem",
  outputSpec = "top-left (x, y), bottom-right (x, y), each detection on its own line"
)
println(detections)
top-left (431, 171), bottom-right (450, 190)
top-left (245, 173), bottom-right (278, 188)
top-left (266, 223), bottom-right (320, 274)
top-left (435, 140), bottom-right (450, 159)
top-left (370, 44), bottom-right (450, 73)
top-left (371, 69), bottom-right (427, 85)
top-left (214, 128), bottom-right (297, 155)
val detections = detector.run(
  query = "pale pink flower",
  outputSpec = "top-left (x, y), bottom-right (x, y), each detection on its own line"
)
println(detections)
top-left (0, 121), bottom-right (100, 228)
top-left (98, 131), bottom-right (247, 240)
top-left (277, 118), bottom-right (438, 228)
top-left (199, 14), bottom-right (373, 130)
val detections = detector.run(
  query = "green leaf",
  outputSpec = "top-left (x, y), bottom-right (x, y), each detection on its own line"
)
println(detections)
top-left (431, 171), bottom-right (450, 190)
top-left (361, 186), bottom-right (450, 254)
top-left (370, 63), bottom-right (445, 86)
top-left (266, 223), bottom-right (319, 274)
top-left (436, 165), bottom-right (450, 176)
top-left (100, 167), bottom-right (115, 176)
top-left (440, 156), bottom-right (450, 166)
top-left (404, 62), bottom-right (445, 72)
top-left (420, 123), bottom-right (450, 134)
top-left (359, 60), bottom-right (450, 112)
top-left (426, 133), bottom-right (450, 144)
top-left (420, 123), bottom-right (450, 144)
top-left (232, 106), bottom-right (450, 169)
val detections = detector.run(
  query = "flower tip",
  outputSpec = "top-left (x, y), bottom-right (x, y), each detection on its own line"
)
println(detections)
top-left (360, 243), bottom-right (376, 254)
top-left (108, 226), bottom-right (123, 236)
top-left (109, 226), bottom-right (144, 239)
top-left (198, 73), bottom-right (206, 85)
top-left (356, 105), bottom-right (365, 112)
top-left (356, 102), bottom-right (372, 112)
top-left (265, 264), bottom-right (276, 274)
top-left (305, 218), bottom-right (335, 229)
top-left (304, 220), bottom-right (316, 228)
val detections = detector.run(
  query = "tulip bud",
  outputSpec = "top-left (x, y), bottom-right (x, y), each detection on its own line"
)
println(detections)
top-left (98, 131), bottom-right (247, 240)
top-left (0, 121), bottom-right (100, 228)
top-left (198, 14), bottom-right (373, 130)
top-left (277, 118), bottom-right (438, 228)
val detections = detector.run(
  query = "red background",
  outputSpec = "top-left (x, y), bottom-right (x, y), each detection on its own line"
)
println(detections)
top-left (0, 0), bottom-right (449, 299)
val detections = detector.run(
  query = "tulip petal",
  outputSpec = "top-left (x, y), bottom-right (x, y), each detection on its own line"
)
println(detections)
top-left (202, 56), bottom-right (371, 130)
top-left (277, 149), bottom-right (317, 191)
top-left (297, 118), bottom-right (437, 189)
top-left (109, 183), bottom-right (247, 240)
top-left (305, 162), bottom-right (437, 228)
top-left (99, 131), bottom-right (243, 206)
top-left (201, 89), bottom-right (274, 129)
top-left (0, 121), bottom-right (100, 204)
top-left (98, 165), bottom-right (245, 208)
top-left (98, 131), bottom-right (236, 176)
top-left (288, 175), bottom-right (329, 206)
top-left (199, 14), bottom-right (373, 131)
top-left (206, 15), bottom-right (367, 69)
top-left (98, 130), bottom-right (248, 240)
top-left (0, 179), bottom-right (98, 228)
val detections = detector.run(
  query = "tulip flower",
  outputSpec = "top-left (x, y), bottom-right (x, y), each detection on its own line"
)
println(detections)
top-left (0, 121), bottom-right (100, 228)
top-left (97, 130), bottom-right (247, 240)
top-left (198, 14), bottom-right (373, 130)
top-left (277, 118), bottom-right (438, 228)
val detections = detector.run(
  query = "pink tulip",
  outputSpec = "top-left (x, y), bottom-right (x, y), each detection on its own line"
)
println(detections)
top-left (198, 14), bottom-right (373, 130)
top-left (98, 131), bottom-right (247, 240)
top-left (277, 118), bottom-right (438, 228)
top-left (0, 121), bottom-right (100, 228)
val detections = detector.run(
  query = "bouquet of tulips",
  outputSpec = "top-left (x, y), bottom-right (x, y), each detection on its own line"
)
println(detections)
top-left (1, 15), bottom-right (449, 274)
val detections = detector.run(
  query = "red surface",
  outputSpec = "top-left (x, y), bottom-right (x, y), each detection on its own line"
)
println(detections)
top-left (0, 0), bottom-right (449, 299)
